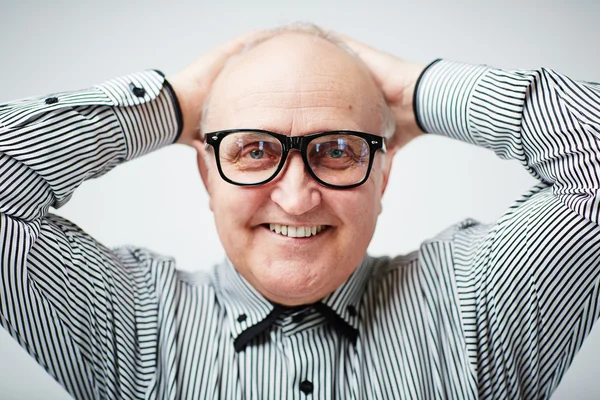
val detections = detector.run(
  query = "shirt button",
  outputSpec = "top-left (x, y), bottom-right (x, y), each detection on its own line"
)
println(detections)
top-left (129, 83), bottom-right (146, 98)
top-left (45, 97), bottom-right (59, 105)
top-left (299, 380), bottom-right (313, 394)
top-left (347, 305), bottom-right (357, 317)
top-left (237, 314), bottom-right (247, 322)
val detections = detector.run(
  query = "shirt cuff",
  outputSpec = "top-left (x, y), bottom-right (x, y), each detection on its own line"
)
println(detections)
top-left (414, 59), bottom-right (490, 145)
top-left (95, 70), bottom-right (183, 161)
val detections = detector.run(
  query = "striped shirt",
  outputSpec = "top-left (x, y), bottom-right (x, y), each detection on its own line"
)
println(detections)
top-left (1, 60), bottom-right (599, 400)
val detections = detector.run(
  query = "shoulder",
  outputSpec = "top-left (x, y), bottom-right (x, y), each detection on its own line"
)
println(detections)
top-left (110, 246), bottom-right (216, 293)
top-left (372, 218), bottom-right (489, 278)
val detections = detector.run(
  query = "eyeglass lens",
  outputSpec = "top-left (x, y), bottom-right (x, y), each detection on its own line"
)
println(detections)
top-left (218, 131), bottom-right (372, 186)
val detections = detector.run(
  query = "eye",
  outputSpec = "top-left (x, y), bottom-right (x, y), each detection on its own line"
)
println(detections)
top-left (249, 149), bottom-right (264, 159)
top-left (326, 148), bottom-right (347, 159)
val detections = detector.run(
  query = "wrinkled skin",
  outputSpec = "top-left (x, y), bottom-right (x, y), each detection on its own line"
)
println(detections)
top-left (194, 33), bottom-right (396, 306)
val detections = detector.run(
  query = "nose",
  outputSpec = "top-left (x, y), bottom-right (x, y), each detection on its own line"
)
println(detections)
top-left (270, 152), bottom-right (322, 215)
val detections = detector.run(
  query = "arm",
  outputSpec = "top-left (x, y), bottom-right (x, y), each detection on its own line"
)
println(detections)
top-left (0, 70), bottom-right (181, 399)
top-left (0, 34), bottom-right (258, 397)
top-left (415, 60), bottom-right (600, 398)
top-left (416, 61), bottom-right (600, 397)
top-left (417, 59), bottom-right (600, 222)
top-left (345, 38), bottom-right (600, 397)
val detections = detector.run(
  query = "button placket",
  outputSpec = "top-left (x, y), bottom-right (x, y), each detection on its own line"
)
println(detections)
top-left (282, 324), bottom-right (322, 397)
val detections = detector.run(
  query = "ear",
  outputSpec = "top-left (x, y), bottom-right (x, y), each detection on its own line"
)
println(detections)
top-left (379, 146), bottom-right (398, 196)
top-left (191, 139), bottom-right (212, 196)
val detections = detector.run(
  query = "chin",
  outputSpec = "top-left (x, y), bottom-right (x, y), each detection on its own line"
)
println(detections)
top-left (252, 259), bottom-right (330, 304)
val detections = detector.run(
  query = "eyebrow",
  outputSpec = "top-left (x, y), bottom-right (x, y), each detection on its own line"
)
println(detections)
top-left (232, 132), bottom-right (280, 142)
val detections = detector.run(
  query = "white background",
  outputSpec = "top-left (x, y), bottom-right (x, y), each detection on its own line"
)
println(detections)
top-left (0, 0), bottom-right (598, 398)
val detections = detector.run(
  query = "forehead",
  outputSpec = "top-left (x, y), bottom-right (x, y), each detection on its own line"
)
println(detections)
top-left (204, 33), bottom-right (383, 135)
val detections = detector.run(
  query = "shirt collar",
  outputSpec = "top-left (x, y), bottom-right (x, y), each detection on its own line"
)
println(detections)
top-left (214, 258), bottom-right (274, 342)
top-left (321, 255), bottom-right (372, 332)
top-left (214, 255), bottom-right (373, 349)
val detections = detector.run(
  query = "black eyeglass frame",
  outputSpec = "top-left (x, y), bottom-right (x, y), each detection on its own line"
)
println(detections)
top-left (204, 129), bottom-right (387, 189)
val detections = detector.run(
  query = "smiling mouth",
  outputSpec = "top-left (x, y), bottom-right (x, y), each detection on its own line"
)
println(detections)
top-left (266, 224), bottom-right (329, 238)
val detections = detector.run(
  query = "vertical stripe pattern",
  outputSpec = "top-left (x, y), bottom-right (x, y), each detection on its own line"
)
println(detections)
top-left (1, 61), bottom-right (599, 399)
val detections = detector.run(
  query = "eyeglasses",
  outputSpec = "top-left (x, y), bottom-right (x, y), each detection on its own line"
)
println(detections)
top-left (204, 129), bottom-right (386, 189)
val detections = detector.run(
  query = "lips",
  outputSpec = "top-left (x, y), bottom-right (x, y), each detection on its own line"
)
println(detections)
top-left (268, 224), bottom-right (328, 238)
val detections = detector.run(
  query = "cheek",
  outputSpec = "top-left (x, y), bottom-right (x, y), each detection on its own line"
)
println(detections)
top-left (370, 163), bottom-right (386, 215)
top-left (209, 178), bottom-right (265, 235)
top-left (328, 183), bottom-right (382, 244)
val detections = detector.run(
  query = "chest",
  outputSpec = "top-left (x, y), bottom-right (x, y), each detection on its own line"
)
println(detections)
top-left (163, 313), bottom-right (474, 400)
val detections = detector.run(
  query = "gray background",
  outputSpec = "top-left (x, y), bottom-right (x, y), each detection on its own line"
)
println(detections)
top-left (1, 0), bottom-right (598, 398)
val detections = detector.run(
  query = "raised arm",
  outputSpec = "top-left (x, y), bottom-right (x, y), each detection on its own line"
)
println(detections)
top-left (417, 60), bottom-right (600, 224)
top-left (0, 70), bottom-right (181, 399)
top-left (417, 60), bottom-right (600, 398)
top-left (345, 38), bottom-right (600, 398)
top-left (0, 34), bottom-right (257, 398)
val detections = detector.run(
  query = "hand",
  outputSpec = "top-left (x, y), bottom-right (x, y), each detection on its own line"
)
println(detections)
top-left (168, 31), bottom-right (267, 146)
top-left (338, 35), bottom-right (427, 149)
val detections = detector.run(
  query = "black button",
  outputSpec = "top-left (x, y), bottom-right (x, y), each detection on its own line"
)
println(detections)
top-left (237, 314), bottom-right (247, 322)
top-left (292, 313), bottom-right (305, 323)
top-left (347, 305), bottom-right (357, 317)
top-left (45, 97), bottom-right (59, 105)
top-left (299, 380), bottom-right (313, 394)
top-left (129, 83), bottom-right (146, 98)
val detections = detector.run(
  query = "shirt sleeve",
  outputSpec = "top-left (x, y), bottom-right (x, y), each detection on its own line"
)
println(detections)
top-left (415, 60), bottom-right (600, 398)
top-left (0, 71), bottom-right (181, 399)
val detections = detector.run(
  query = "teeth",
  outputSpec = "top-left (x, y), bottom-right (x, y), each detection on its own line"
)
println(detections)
top-left (268, 224), bottom-right (327, 238)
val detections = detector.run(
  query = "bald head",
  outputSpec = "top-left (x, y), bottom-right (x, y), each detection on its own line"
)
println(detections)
top-left (195, 30), bottom-right (398, 306)
top-left (201, 30), bottom-right (393, 139)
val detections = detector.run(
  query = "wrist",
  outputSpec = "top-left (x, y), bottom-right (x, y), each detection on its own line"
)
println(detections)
top-left (411, 59), bottom-right (442, 135)
top-left (167, 73), bottom-right (203, 146)
top-left (414, 60), bottom-right (489, 138)
top-left (390, 60), bottom-right (427, 147)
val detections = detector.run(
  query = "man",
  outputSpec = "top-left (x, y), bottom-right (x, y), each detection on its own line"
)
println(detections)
top-left (1, 25), bottom-right (599, 399)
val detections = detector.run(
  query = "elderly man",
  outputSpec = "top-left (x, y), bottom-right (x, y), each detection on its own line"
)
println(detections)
top-left (1, 25), bottom-right (599, 399)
